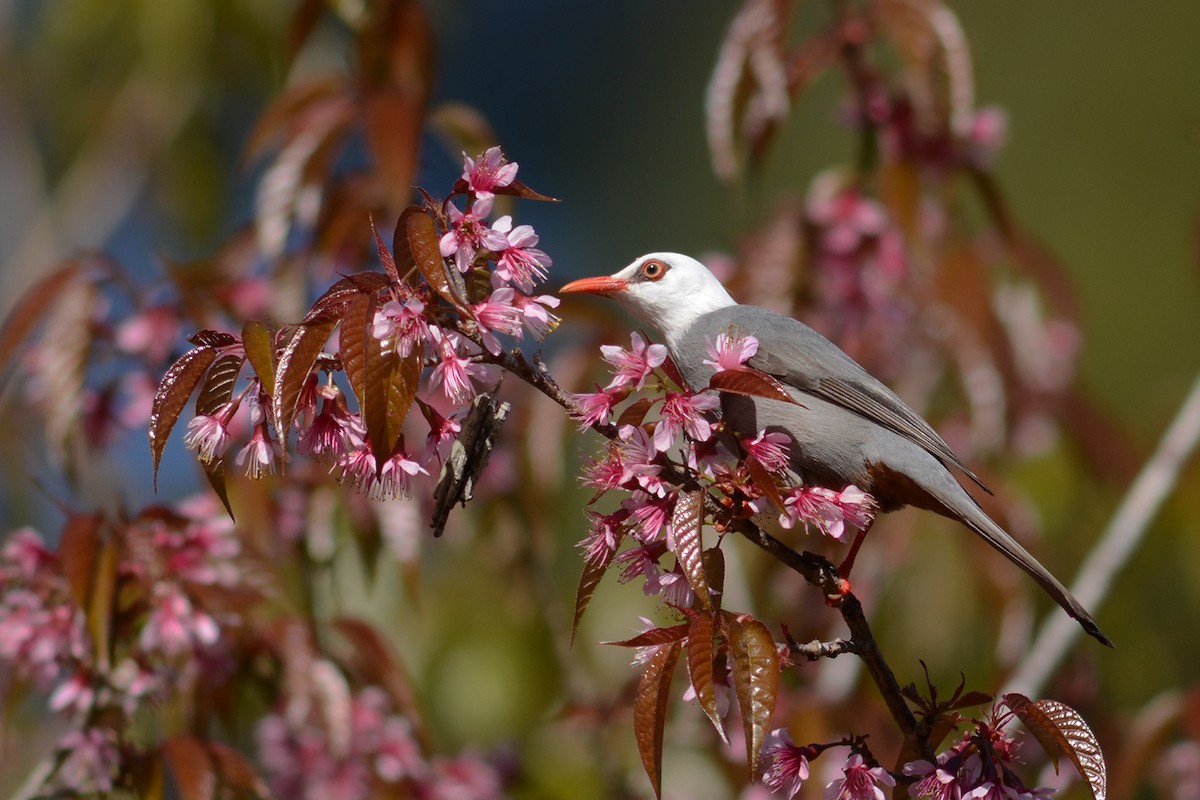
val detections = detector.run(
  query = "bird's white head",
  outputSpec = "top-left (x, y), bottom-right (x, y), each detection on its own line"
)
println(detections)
top-left (560, 252), bottom-right (737, 350)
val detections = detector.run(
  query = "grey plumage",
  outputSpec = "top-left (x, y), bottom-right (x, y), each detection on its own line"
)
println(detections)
top-left (560, 252), bottom-right (1111, 647)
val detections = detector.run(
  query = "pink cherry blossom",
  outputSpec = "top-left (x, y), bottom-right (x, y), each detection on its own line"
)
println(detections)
top-left (439, 199), bottom-right (508, 273)
top-left (472, 287), bottom-right (523, 355)
top-left (372, 296), bottom-right (429, 357)
top-left (761, 729), bottom-right (811, 800)
top-left (462, 146), bottom-right (518, 201)
top-left (377, 450), bottom-right (430, 499)
top-left (568, 386), bottom-right (627, 430)
top-left (54, 728), bottom-right (118, 795)
top-left (183, 402), bottom-right (235, 463)
top-left (779, 485), bottom-right (877, 540)
top-left (578, 510), bottom-right (627, 564)
top-left (742, 430), bottom-right (793, 473)
top-left (300, 386), bottom-right (365, 459)
top-left (237, 422), bottom-right (277, 479)
top-left (654, 390), bottom-right (720, 451)
top-left (139, 587), bottom-right (220, 657)
top-left (823, 753), bottom-right (894, 800)
top-left (622, 491), bottom-right (675, 543)
top-left (428, 328), bottom-right (491, 407)
top-left (703, 331), bottom-right (760, 372)
top-left (512, 291), bottom-right (560, 339)
top-left (491, 216), bottom-right (551, 291)
top-left (601, 331), bottom-right (668, 391)
top-left (616, 424), bottom-right (666, 496)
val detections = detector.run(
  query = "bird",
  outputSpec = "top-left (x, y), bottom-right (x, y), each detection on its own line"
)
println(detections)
top-left (560, 252), bottom-right (1111, 647)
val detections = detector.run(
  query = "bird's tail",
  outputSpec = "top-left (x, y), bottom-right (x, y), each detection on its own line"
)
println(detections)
top-left (955, 504), bottom-right (1113, 648)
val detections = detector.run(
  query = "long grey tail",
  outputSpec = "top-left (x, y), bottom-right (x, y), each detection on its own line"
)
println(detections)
top-left (956, 502), bottom-right (1113, 648)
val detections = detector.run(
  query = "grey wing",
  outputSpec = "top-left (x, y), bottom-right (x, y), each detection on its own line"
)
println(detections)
top-left (740, 309), bottom-right (991, 494)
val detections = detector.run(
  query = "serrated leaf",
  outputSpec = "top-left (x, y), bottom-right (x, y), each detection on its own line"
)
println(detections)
top-left (0, 259), bottom-right (87, 377)
top-left (1004, 693), bottom-right (1107, 800)
top-left (188, 330), bottom-right (239, 349)
top-left (370, 215), bottom-right (401, 284)
top-left (339, 293), bottom-right (374, 410)
top-left (634, 640), bottom-right (682, 799)
top-left (709, 367), bottom-right (803, 406)
top-left (686, 612), bottom-right (727, 742)
top-left (604, 624), bottom-right (690, 649)
top-left (164, 736), bottom-right (216, 800)
top-left (202, 455), bottom-right (234, 520)
top-left (302, 273), bottom-right (390, 324)
top-left (671, 488), bottom-right (710, 610)
top-left (572, 527), bottom-right (626, 642)
top-left (725, 612), bottom-right (780, 780)
top-left (151, 346), bottom-right (218, 488)
top-left (702, 548), bottom-right (725, 612)
top-left (363, 341), bottom-right (420, 465)
top-left (88, 537), bottom-right (119, 672)
top-left (195, 354), bottom-right (244, 417)
top-left (493, 179), bottom-right (559, 203)
top-left (273, 317), bottom-right (338, 436)
top-left (660, 353), bottom-right (688, 390)
top-left (745, 455), bottom-right (786, 512)
top-left (617, 396), bottom-right (658, 428)
top-left (58, 512), bottom-right (101, 611)
top-left (242, 320), bottom-right (277, 398)
top-left (401, 207), bottom-right (468, 311)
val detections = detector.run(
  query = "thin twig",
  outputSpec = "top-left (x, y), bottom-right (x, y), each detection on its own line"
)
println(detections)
top-left (1003, 371), bottom-right (1200, 696)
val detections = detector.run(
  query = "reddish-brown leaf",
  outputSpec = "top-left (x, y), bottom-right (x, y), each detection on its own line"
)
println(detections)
top-left (273, 316), bottom-right (338, 437)
top-left (686, 612), bottom-right (727, 742)
top-left (493, 179), bottom-right (559, 203)
top-left (617, 396), bottom-right (658, 428)
top-left (634, 640), bottom-right (682, 799)
top-left (363, 339), bottom-right (421, 464)
top-left (39, 277), bottom-right (95, 453)
top-left (370, 215), bottom-right (401, 284)
top-left (572, 530), bottom-right (625, 642)
top-left (364, 89), bottom-right (423, 210)
top-left (660, 353), bottom-right (689, 390)
top-left (302, 273), bottom-right (390, 324)
top-left (242, 320), bottom-right (277, 399)
top-left (202, 455), bottom-right (234, 520)
top-left (332, 618), bottom-right (430, 752)
top-left (87, 537), bottom-right (119, 672)
top-left (709, 367), bottom-right (803, 405)
top-left (151, 346), bottom-right (218, 488)
top-left (604, 624), bottom-right (690, 649)
top-left (745, 455), bottom-right (786, 513)
top-left (725, 611), bottom-right (780, 780)
top-left (0, 259), bottom-right (87, 376)
top-left (195, 354), bottom-right (244, 418)
top-left (187, 330), bottom-right (239, 349)
top-left (205, 742), bottom-right (270, 798)
top-left (702, 548), bottom-right (726, 612)
top-left (672, 488), bottom-right (710, 609)
top-left (1004, 693), bottom-right (1107, 800)
top-left (339, 293), bottom-right (374, 410)
top-left (164, 736), bottom-right (216, 800)
top-left (58, 512), bottom-right (101, 611)
top-left (402, 207), bottom-right (468, 311)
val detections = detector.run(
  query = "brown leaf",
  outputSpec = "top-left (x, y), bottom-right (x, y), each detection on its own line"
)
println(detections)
top-left (709, 366), bottom-right (803, 406)
top-left (58, 512), bottom-right (102, 612)
top-left (617, 396), bottom-right (658, 428)
top-left (187, 330), bottom-right (239, 349)
top-left (1004, 693), bottom-right (1107, 800)
top-left (725, 611), bottom-right (780, 780)
top-left (195, 354), bottom-right (245, 418)
top-left (164, 736), bottom-right (216, 800)
top-left (400, 207), bottom-right (469, 312)
top-left (370, 215), bottom-right (401, 284)
top-left (151, 346), bottom-right (218, 489)
top-left (242, 320), bottom-right (277, 399)
top-left (363, 89), bottom-right (423, 210)
top-left (0, 259), bottom-right (87, 376)
top-left (339, 293), bottom-right (373, 411)
top-left (686, 612), bottom-right (727, 742)
top-left (273, 317), bottom-right (338, 437)
top-left (302, 273), bottom-right (391, 324)
top-left (634, 640), bottom-right (682, 799)
top-left (604, 624), bottom-right (690, 649)
top-left (40, 276), bottom-right (96, 454)
top-left (87, 536), bottom-right (119, 672)
top-left (204, 742), bottom-right (270, 798)
top-left (366, 341), bottom-right (421, 466)
top-left (332, 618), bottom-right (431, 753)
top-left (671, 488), bottom-right (710, 609)
top-left (493, 179), bottom-right (559, 203)
top-left (572, 526), bottom-right (626, 642)
top-left (702, 548), bottom-right (726, 612)
top-left (745, 455), bottom-right (786, 513)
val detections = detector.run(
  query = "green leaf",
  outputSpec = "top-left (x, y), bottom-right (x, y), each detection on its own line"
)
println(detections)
top-left (150, 346), bottom-right (218, 489)
top-left (725, 612), bottom-right (780, 780)
top-left (634, 640), bottom-right (682, 799)
top-left (686, 612), bottom-right (727, 742)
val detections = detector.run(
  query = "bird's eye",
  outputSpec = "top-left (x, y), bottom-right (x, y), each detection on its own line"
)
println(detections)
top-left (640, 259), bottom-right (668, 281)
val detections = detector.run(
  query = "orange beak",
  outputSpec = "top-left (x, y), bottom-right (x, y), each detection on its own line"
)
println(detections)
top-left (559, 275), bottom-right (629, 295)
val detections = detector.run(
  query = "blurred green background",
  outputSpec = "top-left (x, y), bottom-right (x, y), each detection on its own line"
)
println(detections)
top-left (2, 1), bottom-right (1200, 797)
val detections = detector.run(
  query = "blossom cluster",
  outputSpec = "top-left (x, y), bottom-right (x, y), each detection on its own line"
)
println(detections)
top-left (257, 683), bottom-right (505, 800)
top-left (0, 498), bottom-right (243, 793)
top-left (179, 147), bottom-right (560, 502)
top-left (571, 329), bottom-right (877, 601)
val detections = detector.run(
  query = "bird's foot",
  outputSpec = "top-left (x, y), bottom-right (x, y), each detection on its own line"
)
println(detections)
top-left (823, 577), bottom-right (852, 607)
